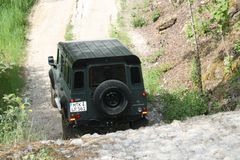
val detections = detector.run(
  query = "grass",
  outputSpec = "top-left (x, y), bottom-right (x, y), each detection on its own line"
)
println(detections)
top-left (143, 66), bottom-right (162, 101)
top-left (132, 16), bottom-right (147, 28)
top-left (0, 0), bottom-right (36, 99)
top-left (0, 0), bottom-right (36, 144)
top-left (143, 50), bottom-right (163, 63)
top-left (152, 10), bottom-right (161, 22)
top-left (160, 89), bottom-right (208, 123)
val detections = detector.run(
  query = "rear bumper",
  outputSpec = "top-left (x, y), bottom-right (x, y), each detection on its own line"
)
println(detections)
top-left (69, 115), bottom-right (147, 128)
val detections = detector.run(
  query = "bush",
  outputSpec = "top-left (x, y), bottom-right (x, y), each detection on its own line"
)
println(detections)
top-left (152, 10), bottom-right (161, 22)
top-left (143, 67), bottom-right (162, 101)
top-left (0, 94), bottom-right (32, 144)
top-left (234, 41), bottom-right (240, 53)
top-left (0, 52), bottom-right (12, 74)
top-left (132, 16), bottom-right (147, 28)
top-left (161, 90), bottom-right (208, 123)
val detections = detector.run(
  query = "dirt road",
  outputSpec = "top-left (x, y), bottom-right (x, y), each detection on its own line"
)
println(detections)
top-left (25, 0), bottom-right (75, 139)
top-left (72, 0), bottom-right (117, 40)
top-left (25, 0), bottom-right (117, 139)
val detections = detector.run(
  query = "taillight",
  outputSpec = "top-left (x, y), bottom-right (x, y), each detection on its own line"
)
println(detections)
top-left (142, 107), bottom-right (148, 117)
top-left (142, 91), bottom-right (148, 97)
top-left (69, 113), bottom-right (81, 122)
top-left (70, 99), bottom-right (75, 103)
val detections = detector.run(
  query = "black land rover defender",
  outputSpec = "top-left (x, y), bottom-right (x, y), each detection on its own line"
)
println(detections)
top-left (48, 39), bottom-right (148, 138)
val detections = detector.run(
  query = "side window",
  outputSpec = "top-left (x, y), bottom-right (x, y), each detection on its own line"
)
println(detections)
top-left (60, 54), bottom-right (64, 72)
top-left (56, 49), bottom-right (59, 64)
top-left (74, 71), bottom-right (84, 89)
top-left (64, 62), bottom-right (70, 84)
top-left (130, 67), bottom-right (141, 84)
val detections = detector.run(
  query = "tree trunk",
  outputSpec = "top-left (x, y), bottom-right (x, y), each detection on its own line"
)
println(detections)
top-left (188, 0), bottom-right (203, 94)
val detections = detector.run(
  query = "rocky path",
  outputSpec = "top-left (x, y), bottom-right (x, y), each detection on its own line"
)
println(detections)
top-left (1, 111), bottom-right (239, 159)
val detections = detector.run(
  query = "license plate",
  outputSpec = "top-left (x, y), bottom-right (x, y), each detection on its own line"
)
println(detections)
top-left (70, 101), bottom-right (87, 112)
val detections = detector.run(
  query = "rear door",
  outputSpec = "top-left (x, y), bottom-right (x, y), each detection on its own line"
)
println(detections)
top-left (128, 65), bottom-right (147, 109)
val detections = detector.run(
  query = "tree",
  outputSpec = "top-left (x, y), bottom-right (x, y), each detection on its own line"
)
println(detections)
top-left (187, 0), bottom-right (203, 94)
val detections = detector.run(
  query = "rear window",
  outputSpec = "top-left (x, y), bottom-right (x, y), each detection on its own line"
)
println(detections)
top-left (130, 67), bottom-right (141, 84)
top-left (74, 71), bottom-right (84, 89)
top-left (89, 64), bottom-right (126, 88)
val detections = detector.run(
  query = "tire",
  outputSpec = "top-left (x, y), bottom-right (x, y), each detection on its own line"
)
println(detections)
top-left (50, 86), bottom-right (57, 108)
top-left (93, 80), bottom-right (131, 117)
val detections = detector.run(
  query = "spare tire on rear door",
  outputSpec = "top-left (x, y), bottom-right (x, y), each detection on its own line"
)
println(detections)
top-left (93, 80), bottom-right (131, 117)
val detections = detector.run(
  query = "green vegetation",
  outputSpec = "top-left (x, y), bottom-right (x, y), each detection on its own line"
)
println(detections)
top-left (0, 0), bottom-right (36, 144)
top-left (65, 21), bottom-right (74, 41)
top-left (0, 0), bottom-right (35, 63)
top-left (22, 148), bottom-right (54, 160)
top-left (143, 67), bottom-right (162, 101)
top-left (161, 90), bottom-right (208, 122)
top-left (0, 94), bottom-right (33, 144)
top-left (152, 10), bottom-right (161, 22)
top-left (132, 16), bottom-right (147, 28)
top-left (234, 41), bottom-right (240, 53)
top-left (0, 0), bottom-right (36, 98)
top-left (143, 50), bottom-right (163, 63)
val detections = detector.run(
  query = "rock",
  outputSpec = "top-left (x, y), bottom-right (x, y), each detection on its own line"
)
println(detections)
top-left (156, 16), bottom-right (177, 31)
top-left (169, 0), bottom-right (184, 6)
top-left (54, 139), bottom-right (64, 146)
top-left (229, 0), bottom-right (240, 18)
top-left (70, 139), bottom-right (83, 146)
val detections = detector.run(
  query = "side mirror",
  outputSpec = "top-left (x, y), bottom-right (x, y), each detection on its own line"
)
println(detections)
top-left (48, 56), bottom-right (56, 68)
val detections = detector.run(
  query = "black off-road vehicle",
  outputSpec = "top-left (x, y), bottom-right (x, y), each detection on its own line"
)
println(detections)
top-left (48, 39), bottom-right (148, 138)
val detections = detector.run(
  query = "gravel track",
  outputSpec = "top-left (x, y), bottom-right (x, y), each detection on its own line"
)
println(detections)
top-left (24, 0), bottom-right (117, 139)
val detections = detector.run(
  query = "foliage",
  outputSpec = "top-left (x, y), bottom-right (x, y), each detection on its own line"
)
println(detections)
top-left (152, 10), bottom-right (161, 22)
top-left (143, 50), bottom-right (163, 63)
top-left (0, 0), bottom-right (36, 63)
top-left (65, 22), bottom-right (74, 41)
top-left (234, 41), bottom-right (240, 53)
top-left (223, 55), bottom-right (234, 75)
top-left (143, 67), bottom-right (162, 101)
top-left (132, 16), bottom-right (147, 28)
top-left (161, 90), bottom-right (208, 122)
top-left (0, 0), bottom-right (35, 105)
top-left (0, 52), bottom-right (13, 74)
top-left (22, 148), bottom-right (54, 160)
top-left (186, 0), bottom-right (230, 39)
top-left (0, 94), bottom-right (32, 144)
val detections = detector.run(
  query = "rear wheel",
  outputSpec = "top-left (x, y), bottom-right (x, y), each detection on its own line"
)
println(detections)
top-left (50, 86), bottom-right (57, 108)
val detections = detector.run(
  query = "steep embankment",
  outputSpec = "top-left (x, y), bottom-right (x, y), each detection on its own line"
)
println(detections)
top-left (1, 111), bottom-right (240, 159)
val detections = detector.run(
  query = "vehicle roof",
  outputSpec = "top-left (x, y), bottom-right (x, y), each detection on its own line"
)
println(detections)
top-left (58, 39), bottom-right (140, 64)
